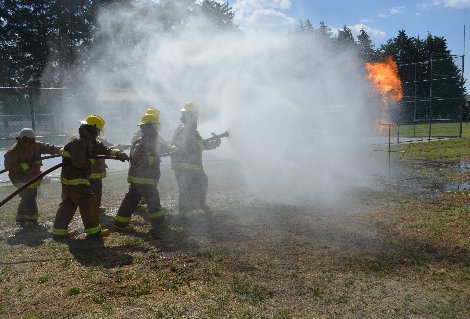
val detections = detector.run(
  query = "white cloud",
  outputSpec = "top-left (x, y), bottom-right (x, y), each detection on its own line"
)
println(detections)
top-left (389, 6), bottom-right (405, 14)
top-left (418, 0), bottom-right (470, 9)
top-left (348, 23), bottom-right (387, 41)
top-left (232, 0), bottom-right (296, 33)
top-left (232, 0), bottom-right (292, 11)
top-left (417, 0), bottom-right (439, 9)
top-left (359, 18), bottom-right (374, 24)
top-left (235, 8), bottom-right (297, 32)
top-left (444, 0), bottom-right (470, 7)
top-left (378, 5), bottom-right (406, 18)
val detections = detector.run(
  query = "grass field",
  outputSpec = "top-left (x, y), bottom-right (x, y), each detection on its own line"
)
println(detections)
top-left (0, 140), bottom-right (469, 318)
top-left (397, 138), bottom-right (470, 160)
top-left (377, 121), bottom-right (470, 138)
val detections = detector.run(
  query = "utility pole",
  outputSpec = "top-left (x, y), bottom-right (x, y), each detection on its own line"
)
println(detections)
top-left (461, 24), bottom-right (466, 136)
top-left (29, 89), bottom-right (36, 131)
top-left (428, 52), bottom-right (433, 141)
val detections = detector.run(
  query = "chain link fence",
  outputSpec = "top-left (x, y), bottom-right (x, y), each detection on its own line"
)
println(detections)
top-left (0, 87), bottom-right (69, 148)
top-left (0, 87), bottom-right (100, 185)
top-left (0, 53), bottom-right (467, 181)
top-left (395, 54), bottom-right (465, 139)
top-left (0, 87), bottom-right (67, 184)
top-left (0, 87), bottom-right (158, 185)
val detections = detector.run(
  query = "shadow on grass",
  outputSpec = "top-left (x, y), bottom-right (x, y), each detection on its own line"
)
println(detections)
top-left (98, 209), bottom-right (250, 253)
top-left (174, 211), bottom-right (249, 241)
top-left (6, 224), bottom-right (50, 247)
top-left (66, 237), bottom-right (135, 268)
top-left (264, 205), bottom-right (470, 273)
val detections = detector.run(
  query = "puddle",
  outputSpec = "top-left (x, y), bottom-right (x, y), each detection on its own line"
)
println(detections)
top-left (459, 161), bottom-right (470, 172)
top-left (444, 183), bottom-right (470, 192)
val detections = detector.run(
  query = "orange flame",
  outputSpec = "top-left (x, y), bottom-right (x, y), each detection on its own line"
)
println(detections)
top-left (365, 57), bottom-right (403, 133)
top-left (365, 56), bottom-right (403, 102)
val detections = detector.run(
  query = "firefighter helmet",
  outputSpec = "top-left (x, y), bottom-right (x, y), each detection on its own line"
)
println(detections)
top-left (139, 113), bottom-right (159, 125)
top-left (18, 128), bottom-right (36, 139)
top-left (180, 101), bottom-right (199, 115)
top-left (80, 114), bottom-right (105, 131)
top-left (146, 107), bottom-right (160, 116)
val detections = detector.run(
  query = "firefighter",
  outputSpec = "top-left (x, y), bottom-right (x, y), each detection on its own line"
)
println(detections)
top-left (3, 128), bottom-right (62, 227)
top-left (52, 115), bottom-right (129, 238)
top-left (88, 114), bottom-right (127, 214)
top-left (171, 102), bottom-right (222, 214)
top-left (114, 113), bottom-right (166, 232)
top-left (131, 107), bottom-right (170, 153)
top-left (131, 107), bottom-right (172, 212)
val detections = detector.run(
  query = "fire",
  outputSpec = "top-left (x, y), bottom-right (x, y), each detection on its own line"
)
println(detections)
top-left (365, 56), bottom-right (403, 102)
top-left (365, 56), bottom-right (403, 132)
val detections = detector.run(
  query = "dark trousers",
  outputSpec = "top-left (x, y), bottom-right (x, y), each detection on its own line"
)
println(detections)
top-left (174, 169), bottom-right (208, 213)
top-left (16, 187), bottom-right (38, 222)
top-left (115, 183), bottom-right (162, 226)
top-left (53, 185), bottom-right (101, 234)
top-left (89, 178), bottom-right (103, 207)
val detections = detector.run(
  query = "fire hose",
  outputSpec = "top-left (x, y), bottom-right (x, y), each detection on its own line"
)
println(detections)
top-left (0, 154), bottom-right (62, 175)
top-left (207, 131), bottom-right (229, 141)
top-left (0, 155), bottom-right (127, 208)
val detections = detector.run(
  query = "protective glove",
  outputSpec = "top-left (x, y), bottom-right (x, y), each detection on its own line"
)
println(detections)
top-left (116, 152), bottom-right (130, 162)
top-left (20, 162), bottom-right (30, 171)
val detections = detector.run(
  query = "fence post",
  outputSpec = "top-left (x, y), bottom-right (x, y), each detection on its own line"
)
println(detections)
top-left (29, 88), bottom-right (36, 131)
top-left (2, 116), bottom-right (8, 138)
top-left (428, 53), bottom-right (433, 141)
top-left (460, 54), bottom-right (465, 138)
top-left (413, 62), bottom-right (417, 138)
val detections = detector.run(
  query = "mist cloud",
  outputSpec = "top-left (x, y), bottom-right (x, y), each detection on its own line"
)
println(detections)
top-left (66, 2), bottom-right (379, 207)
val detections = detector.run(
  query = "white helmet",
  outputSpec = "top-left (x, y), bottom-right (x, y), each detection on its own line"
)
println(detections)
top-left (18, 128), bottom-right (36, 139)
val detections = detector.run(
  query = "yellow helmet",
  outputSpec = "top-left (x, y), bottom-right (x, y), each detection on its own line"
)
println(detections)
top-left (80, 114), bottom-right (105, 131)
top-left (146, 107), bottom-right (160, 116)
top-left (139, 113), bottom-right (159, 125)
top-left (181, 101), bottom-right (199, 115)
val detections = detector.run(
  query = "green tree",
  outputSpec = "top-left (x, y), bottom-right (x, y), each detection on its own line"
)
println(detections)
top-left (424, 34), bottom-right (464, 120)
top-left (315, 21), bottom-right (333, 42)
top-left (379, 30), bottom-right (419, 65)
top-left (0, 0), bottom-right (53, 86)
top-left (380, 30), bottom-right (465, 123)
top-left (0, 0), bottom-right (106, 87)
top-left (0, 0), bottom-right (240, 88)
top-left (294, 19), bottom-right (314, 34)
top-left (336, 25), bottom-right (356, 50)
top-left (199, 0), bottom-right (237, 30)
top-left (357, 28), bottom-right (375, 63)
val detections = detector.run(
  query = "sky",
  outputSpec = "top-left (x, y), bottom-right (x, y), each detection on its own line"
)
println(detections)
top-left (228, 0), bottom-right (470, 86)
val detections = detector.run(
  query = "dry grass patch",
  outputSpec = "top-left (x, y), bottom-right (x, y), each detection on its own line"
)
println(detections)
top-left (0, 159), bottom-right (469, 318)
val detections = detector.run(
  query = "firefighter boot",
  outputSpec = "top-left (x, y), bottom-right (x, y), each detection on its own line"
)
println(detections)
top-left (52, 229), bottom-right (80, 240)
top-left (114, 223), bottom-right (136, 233)
top-left (86, 228), bottom-right (110, 238)
top-left (20, 219), bottom-right (39, 228)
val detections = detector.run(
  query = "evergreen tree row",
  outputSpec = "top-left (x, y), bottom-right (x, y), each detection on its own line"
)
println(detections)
top-left (0, 0), bottom-right (235, 87)
top-left (0, 0), bottom-right (466, 121)
top-left (296, 19), bottom-right (466, 121)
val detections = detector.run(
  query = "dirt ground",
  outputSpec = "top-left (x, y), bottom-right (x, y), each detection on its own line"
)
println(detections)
top-left (0, 158), bottom-right (468, 318)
